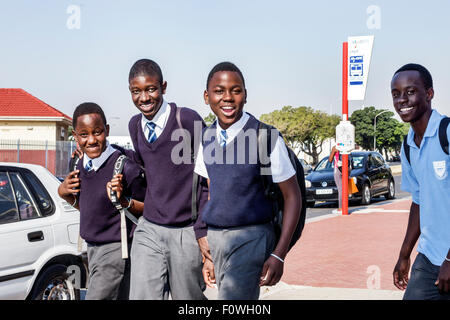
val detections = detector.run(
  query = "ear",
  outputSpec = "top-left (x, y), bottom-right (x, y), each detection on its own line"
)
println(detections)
top-left (244, 88), bottom-right (248, 104)
top-left (204, 90), bottom-right (210, 105)
top-left (426, 87), bottom-right (434, 101)
top-left (161, 81), bottom-right (167, 94)
top-left (106, 124), bottom-right (110, 137)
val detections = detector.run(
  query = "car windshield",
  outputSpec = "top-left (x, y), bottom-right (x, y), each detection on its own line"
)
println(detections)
top-left (351, 155), bottom-right (365, 169)
top-left (314, 158), bottom-right (334, 171)
top-left (314, 154), bottom-right (366, 172)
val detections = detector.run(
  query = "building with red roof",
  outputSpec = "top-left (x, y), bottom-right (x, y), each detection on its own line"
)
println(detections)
top-left (0, 89), bottom-right (73, 175)
top-left (0, 88), bottom-right (72, 141)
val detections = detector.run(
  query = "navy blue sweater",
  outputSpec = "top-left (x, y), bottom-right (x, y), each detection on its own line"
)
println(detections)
top-left (201, 114), bottom-right (273, 228)
top-left (128, 103), bottom-right (208, 239)
top-left (77, 150), bottom-right (146, 244)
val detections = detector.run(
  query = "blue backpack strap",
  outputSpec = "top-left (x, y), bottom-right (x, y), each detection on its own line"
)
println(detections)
top-left (438, 117), bottom-right (450, 155)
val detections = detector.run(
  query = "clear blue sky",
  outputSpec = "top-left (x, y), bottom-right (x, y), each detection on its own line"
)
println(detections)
top-left (1, 0), bottom-right (449, 135)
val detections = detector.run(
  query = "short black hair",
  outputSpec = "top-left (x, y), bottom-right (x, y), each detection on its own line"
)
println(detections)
top-left (394, 63), bottom-right (433, 90)
top-left (206, 61), bottom-right (246, 90)
top-left (72, 102), bottom-right (107, 129)
top-left (129, 59), bottom-right (163, 85)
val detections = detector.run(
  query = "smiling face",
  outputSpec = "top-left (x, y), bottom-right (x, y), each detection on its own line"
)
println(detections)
top-left (129, 74), bottom-right (167, 120)
top-left (391, 70), bottom-right (433, 124)
top-left (204, 71), bottom-right (247, 129)
top-left (73, 113), bottom-right (109, 159)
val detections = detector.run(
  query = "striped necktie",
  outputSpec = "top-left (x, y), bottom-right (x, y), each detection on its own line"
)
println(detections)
top-left (146, 122), bottom-right (157, 143)
top-left (220, 130), bottom-right (228, 148)
top-left (85, 160), bottom-right (93, 172)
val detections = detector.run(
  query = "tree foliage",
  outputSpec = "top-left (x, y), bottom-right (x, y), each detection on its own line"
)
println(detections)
top-left (203, 112), bottom-right (216, 127)
top-left (350, 106), bottom-right (409, 157)
top-left (260, 106), bottom-right (340, 164)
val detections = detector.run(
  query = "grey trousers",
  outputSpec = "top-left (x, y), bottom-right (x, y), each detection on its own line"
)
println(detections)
top-left (85, 242), bottom-right (130, 300)
top-left (208, 223), bottom-right (276, 300)
top-left (129, 217), bottom-right (206, 300)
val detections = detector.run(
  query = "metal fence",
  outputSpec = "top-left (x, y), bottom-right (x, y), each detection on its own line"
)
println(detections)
top-left (0, 140), bottom-right (130, 178)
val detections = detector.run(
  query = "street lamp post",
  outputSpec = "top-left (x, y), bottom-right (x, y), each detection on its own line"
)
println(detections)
top-left (373, 110), bottom-right (390, 151)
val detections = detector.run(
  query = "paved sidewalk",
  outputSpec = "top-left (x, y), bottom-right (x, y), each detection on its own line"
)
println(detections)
top-left (206, 197), bottom-right (414, 300)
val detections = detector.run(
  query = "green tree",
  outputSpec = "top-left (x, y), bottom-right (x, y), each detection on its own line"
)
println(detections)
top-left (203, 112), bottom-right (216, 127)
top-left (350, 106), bottom-right (409, 158)
top-left (260, 106), bottom-right (340, 164)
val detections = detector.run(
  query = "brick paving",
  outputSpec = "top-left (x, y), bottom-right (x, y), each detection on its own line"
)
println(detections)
top-left (282, 198), bottom-right (418, 291)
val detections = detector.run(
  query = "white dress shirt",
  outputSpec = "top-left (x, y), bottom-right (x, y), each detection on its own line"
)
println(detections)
top-left (141, 100), bottom-right (170, 140)
top-left (194, 112), bottom-right (295, 183)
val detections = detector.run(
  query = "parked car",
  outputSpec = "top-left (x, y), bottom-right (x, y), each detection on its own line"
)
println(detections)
top-left (299, 158), bottom-right (313, 176)
top-left (304, 151), bottom-right (395, 207)
top-left (0, 162), bottom-right (88, 300)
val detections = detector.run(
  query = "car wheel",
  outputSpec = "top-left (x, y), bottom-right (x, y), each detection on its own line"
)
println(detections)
top-left (306, 201), bottom-right (315, 208)
top-left (385, 179), bottom-right (395, 200)
top-left (30, 264), bottom-right (79, 300)
top-left (360, 183), bottom-right (371, 205)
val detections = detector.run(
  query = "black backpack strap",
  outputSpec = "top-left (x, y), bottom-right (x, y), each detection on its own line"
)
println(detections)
top-left (439, 117), bottom-right (450, 155)
top-left (403, 135), bottom-right (410, 165)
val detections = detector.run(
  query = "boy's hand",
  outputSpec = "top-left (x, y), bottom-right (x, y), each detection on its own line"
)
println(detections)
top-left (59, 170), bottom-right (80, 197)
top-left (202, 259), bottom-right (216, 288)
top-left (393, 256), bottom-right (410, 290)
top-left (259, 255), bottom-right (284, 287)
top-left (107, 174), bottom-right (124, 202)
top-left (435, 259), bottom-right (450, 293)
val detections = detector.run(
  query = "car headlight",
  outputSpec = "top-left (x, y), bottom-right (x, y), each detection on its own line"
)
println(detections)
top-left (305, 179), bottom-right (312, 188)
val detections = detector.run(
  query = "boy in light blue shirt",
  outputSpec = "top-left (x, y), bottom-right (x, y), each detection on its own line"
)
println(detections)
top-left (391, 63), bottom-right (450, 300)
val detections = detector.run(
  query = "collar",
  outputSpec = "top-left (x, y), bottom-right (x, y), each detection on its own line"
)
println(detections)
top-left (83, 142), bottom-right (116, 171)
top-left (216, 112), bottom-right (249, 142)
top-left (407, 109), bottom-right (442, 147)
top-left (141, 100), bottom-right (169, 131)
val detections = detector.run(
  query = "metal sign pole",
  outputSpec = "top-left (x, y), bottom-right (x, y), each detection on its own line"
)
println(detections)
top-left (342, 42), bottom-right (349, 216)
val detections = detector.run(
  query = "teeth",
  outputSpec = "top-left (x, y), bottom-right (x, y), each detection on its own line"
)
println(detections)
top-left (400, 107), bottom-right (413, 112)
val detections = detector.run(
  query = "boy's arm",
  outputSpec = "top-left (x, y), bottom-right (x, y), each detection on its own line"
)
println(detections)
top-left (260, 175), bottom-right (301, 287)
top-left (393, 202), bottom-right (420, 290)
top-left (393, 143), bottom-right (421, 290)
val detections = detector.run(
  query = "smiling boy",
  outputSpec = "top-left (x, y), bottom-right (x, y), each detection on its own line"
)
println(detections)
top-left (194, 62), bottom-right (301, 300)
top-left (58, 102), bottom-right (146, 300)
top-left (127, 59), bottom-right (209, 300)
top-left (391, 64), bottom-right (450, 300)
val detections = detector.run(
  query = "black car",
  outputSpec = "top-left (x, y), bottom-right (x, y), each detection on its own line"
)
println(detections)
top-left (305, 151), bottom-right (395, 207)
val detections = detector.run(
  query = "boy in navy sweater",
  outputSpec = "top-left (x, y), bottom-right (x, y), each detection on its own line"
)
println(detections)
top-left (194, 62), bottom-right (301, 300)
top-left (58, 102), bottom-right (146, 300)
top-left (127, 59), bottom-right (209, 300)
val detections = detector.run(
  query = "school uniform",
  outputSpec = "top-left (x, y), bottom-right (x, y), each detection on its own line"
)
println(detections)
top-left (128, 100), bottom-right (209, 300)
top-left (400, 109), bottom-right (450, 300)
top-left (77, 143), bottom-right (146, 300)
top-left (194, 112), bottom-right (295, 300)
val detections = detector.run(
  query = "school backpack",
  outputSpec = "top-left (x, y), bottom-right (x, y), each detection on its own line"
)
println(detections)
top-left (257, 122), bottom-right (307, 252)
top-left (403, 117), bottom-right (450, 164)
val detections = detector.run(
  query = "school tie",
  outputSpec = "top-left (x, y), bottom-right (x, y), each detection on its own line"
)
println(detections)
top-left (85, 160), bottom-right (93, 172)
top-left (146, 122), bottom-right (157, 143)
top-left (220, 130), bottom-right (228, 148)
